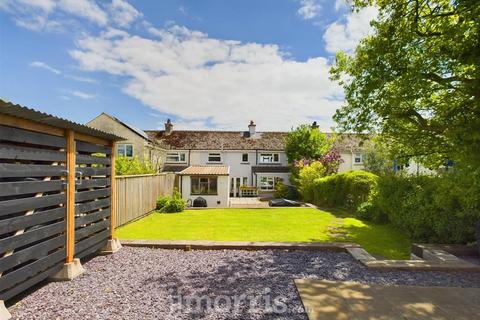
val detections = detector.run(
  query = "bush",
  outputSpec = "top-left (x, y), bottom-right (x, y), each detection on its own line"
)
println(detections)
top-left (296, 161), bottom-right (326, 202)
top-left (312, 170), bottom-right (379, 210)
top-left (273, 181), bottom-right (300, 200)
top-left (372, 170), bottom-right (480, 243)
top-left (156, 191), bottom-right (186, 213)
top-left (116, 156), bottom-right (156, 176)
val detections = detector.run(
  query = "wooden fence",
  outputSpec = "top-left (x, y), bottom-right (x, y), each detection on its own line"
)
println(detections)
top-left (115, 173), bottom-right (175, 227)
top-left (0, 102), bottom-right (121, 307)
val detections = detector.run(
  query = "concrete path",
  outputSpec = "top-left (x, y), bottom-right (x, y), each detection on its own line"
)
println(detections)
top-left (295, 279), bottom-right (480, 320)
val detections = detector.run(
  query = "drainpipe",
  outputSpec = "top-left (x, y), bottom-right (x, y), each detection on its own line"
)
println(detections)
top-left (188, 149), bottom-right (191, 166)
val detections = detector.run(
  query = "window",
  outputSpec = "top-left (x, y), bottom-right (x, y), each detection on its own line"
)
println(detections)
top-left (242, 153), bottom-right (249, 163)
top-left (242, 177), bottom-right (248, 186)
top-left (259, 153), bottom-right (279, 163)
top-left (354, 153), bottom-right (363, 164)
top-left (166, 152), bottom-right (186, 163)
top-left (208, 153), bottom-right (222, 162)
top-left (191, 177), bottom-right (218, 195)
top-left (259, 176), bottom-right (275, 190)
top-left (117, 144), bottom-right (133, 158)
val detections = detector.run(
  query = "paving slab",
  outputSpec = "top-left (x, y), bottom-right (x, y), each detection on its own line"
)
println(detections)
top-left (295, 279), bottom-right (480, 320)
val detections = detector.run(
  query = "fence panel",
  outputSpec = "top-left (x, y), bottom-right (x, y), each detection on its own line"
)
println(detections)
top-left (0, 125), bottom-right (67, 301)
top-left (74, 140), bottom-right (112, 259)
top-left (115, 173), bottom-right (175, 227)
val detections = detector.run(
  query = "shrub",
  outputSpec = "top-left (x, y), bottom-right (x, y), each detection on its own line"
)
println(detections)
top-left (297, 161), bottom-right (326, 202)
top-left (156, 191), bottom-right (186, 213)
top-left (116, 156), bottom-right (156, 176)
top-left (372, 170), bottom-right (480, 243)
top-left (312, 170), bottom-right (379, 210)
top-left (274, 181), bottom-right (300, 200)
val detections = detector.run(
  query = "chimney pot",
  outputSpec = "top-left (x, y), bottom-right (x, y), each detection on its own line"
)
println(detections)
top-left (311, 121), bottom-right (319, 130)
top-left (248, 120), bottom-right (256, 137)
top-left (165, 119), bottom-right (173, 135)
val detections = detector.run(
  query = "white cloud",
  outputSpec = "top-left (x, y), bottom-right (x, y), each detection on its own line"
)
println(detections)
top-left (65, 75), bottom-right (98, 84)
top-left (297, 0), bottom-right (321, 20)
top-left (108, 0), bottom-right (141, 28)
top-left (323, 6), bottom-right (378, 53)
top-left (70, 90), bottom-right (95, 99)
top-left (29, 60), bottom-right (98, 83)
top-left (334, 0), bottom-right (349, 11)
top-left (70, 24), bottom-right (343, 130)
top-left (30, 61), bottom-right (61, 74)
top-left (57, 0), bottom-right (107, 26)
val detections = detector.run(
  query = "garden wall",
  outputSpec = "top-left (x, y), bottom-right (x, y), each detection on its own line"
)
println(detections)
top-left (115, 173), bottom-right (175, 227)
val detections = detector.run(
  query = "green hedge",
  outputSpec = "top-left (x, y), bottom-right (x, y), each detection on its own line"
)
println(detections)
top-left (309, 169), bottom-right (480, 244)
top-left (157, 191), bottom-right (186, 213)
top-left (372, 172), bottom-right (480, 243)
top-left (312, 170), bottom-right (379, 210)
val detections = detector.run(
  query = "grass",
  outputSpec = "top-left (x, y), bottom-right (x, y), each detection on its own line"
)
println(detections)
top-left (117, 208), bottom-right (411, 259)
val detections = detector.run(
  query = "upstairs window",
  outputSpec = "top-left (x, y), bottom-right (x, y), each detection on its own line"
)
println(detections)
top-left (166, 152), bottom-right (186, 163)
top-left (354, 153), bottom-right (363, 164)
top-left (259, 153), bottom-right (279, 163)
top-left (242, 153), bottom-right (249, 162)
top-left (117, 144), bottom-right (133, 158)
top-left (208, 153), bottom-right (222, 162)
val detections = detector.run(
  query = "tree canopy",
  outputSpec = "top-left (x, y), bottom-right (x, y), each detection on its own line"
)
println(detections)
top-left (330, 0), bottom-right (480, 168)
top-left (284, 124), bottom-right (332, 162)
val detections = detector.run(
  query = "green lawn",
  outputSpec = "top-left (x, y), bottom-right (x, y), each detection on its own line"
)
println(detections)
top-left (117, 208), bottom-right (411, 259)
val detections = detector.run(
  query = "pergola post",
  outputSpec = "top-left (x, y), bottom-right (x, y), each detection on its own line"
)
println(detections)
top-left (51, 129), bottom-right (85, 281)
top-left (100, 141), bottom-right (122, 253)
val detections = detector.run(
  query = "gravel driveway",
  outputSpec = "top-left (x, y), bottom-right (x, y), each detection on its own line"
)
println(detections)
top-left (9, 247), bottom-right (480, 319)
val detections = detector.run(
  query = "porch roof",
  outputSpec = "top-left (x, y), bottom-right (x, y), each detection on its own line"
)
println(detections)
top-left (179, 165), bottom-right (229, 176)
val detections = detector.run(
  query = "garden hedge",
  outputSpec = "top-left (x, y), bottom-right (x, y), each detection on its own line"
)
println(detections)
top-left (308, 169), bottom-right (480, 244)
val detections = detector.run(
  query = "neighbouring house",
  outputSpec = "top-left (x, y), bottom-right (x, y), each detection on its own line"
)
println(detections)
top-left (87, 113), bottom-right (165, 171)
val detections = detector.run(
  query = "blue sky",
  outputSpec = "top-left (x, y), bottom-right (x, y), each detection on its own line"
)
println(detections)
top-left (0, 0), bottom-right (377, 131)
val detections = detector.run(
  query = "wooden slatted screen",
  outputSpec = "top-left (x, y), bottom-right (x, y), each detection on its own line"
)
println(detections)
top-left (0, 125), bottom-right (67, 301)
top-left (74, 140), bottom-right (112, 259)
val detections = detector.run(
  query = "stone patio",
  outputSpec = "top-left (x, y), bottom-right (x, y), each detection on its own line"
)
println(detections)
top-left (229, 197), bottom-right (269, 208)
top-left (295, 279), bottom-right (480, 320)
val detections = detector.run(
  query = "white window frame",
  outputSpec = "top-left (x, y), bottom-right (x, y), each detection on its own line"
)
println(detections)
top-left (354, 153), bottom-right (363, 164)
top-left (259, 153), bottom-right (280, 164)
top-left (241, 153), bottom-right (249, 163)
top-left (166, 152), bottom-right (186, 163)
top-left (208, 153), bottom-right (222, 163)
top-left (259, 176), bottom-right (275, 190)
top-left (117, 143), bottom-right (134, 158)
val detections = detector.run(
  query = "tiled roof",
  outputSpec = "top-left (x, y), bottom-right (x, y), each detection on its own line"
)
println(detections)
top-left (146, 130), bottom-right (288, 150)
top-left (179, 166), bottom-right (230, 176)
top-left (147, 130), bottom-right (367, 152)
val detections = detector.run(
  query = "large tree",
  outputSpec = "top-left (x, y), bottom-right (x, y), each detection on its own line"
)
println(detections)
top-left (330, 0), bottom-right (480, 167)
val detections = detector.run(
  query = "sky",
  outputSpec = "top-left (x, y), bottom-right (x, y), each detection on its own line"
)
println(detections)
top-left (0, 0), bottom-right (377, 131)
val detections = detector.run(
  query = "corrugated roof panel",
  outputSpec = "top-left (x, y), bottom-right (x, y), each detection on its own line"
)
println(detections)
top-left (0, 99), bottom-right (125, 141)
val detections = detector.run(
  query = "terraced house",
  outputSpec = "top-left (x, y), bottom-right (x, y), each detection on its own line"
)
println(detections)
top-left (145, 120), bottom-right (367, 206)
top-left (88, 116), bottom-right (367, 207)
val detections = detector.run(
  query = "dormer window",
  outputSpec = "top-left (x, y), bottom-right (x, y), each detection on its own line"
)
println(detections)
top-left (259, 153), bottom-right (279, 163)
top-left (208, 153), bottom-right (222, 163)
top-left (166, 152), bottom-right (186, 163)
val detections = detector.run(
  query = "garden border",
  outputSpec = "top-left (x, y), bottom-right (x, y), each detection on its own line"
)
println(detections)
top-left (121, 240), bottom-right (480, 272)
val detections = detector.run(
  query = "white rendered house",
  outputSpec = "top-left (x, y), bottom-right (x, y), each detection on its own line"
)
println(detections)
top-left (145, 120), bottom-right (367, 207)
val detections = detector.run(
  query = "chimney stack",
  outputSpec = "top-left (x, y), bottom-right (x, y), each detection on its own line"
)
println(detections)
top-left (311, 121), bottom-right (319, 130)
top-left (164, 119), bottom-right (173, 136)
top-left (248, 120), bottom-right (256, 137)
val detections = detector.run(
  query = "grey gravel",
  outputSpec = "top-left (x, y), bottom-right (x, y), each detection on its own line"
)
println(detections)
top-left (9, 247), bottom-right (480, 320)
